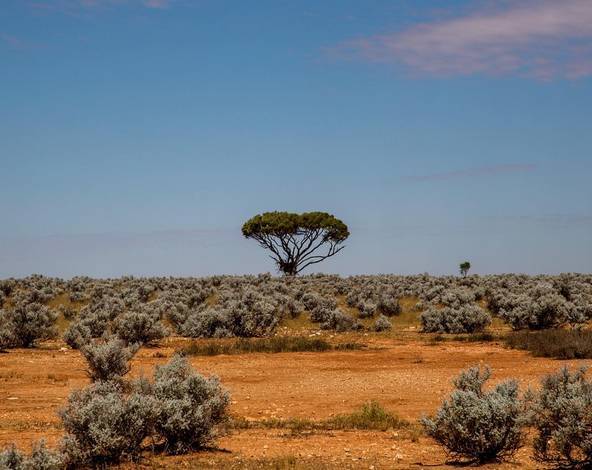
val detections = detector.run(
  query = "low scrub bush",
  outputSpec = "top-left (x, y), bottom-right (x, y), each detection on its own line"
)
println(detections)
top-left (530, 367), bottom-right (592, 466)
top-left (421, 305), bottom-right (491, 334)
top-left (80, 337), bottom-right (139, 382)
top-left (377, 295), bottom-right (401, 316)
top-left (0, 441), bottom-right (62, 470)
top-left (59, 381), bottom-right (157, 467)
top-left (58, 355), bottom-right (229, 465)
top-left (422, 365), bottom-right (526, 463)
top-left (63, 310), bottom-right (111, 349)
top-left (57, 304), bottom-right (77, 321)
top-left (504, 329), bottom-right (592, 359)
top-left (150, 355), bottom-right (230, 454)
top-left (114, 310), bottom-right (168, 345)
top-left (373, 314), bottom-right (392, 332)
top-left (357, 301), bottom-right (377, 319)
top-left (319, 309), bottom-right (362, 332)
top-left (179, 304), bottom-right (279, 338)
top-left (498, 287), bottom-right (573, 330)
top-left (0, 303), bottom-right (57, 348)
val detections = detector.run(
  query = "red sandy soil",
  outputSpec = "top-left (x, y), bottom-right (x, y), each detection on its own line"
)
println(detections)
top-left (0, 335), bottom-right (584, 468)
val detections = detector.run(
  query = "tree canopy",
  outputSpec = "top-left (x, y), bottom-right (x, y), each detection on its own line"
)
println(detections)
top-left (459, 261), bottom-right (471, 277)
top-left (242, 211), bottom-right (349, 275)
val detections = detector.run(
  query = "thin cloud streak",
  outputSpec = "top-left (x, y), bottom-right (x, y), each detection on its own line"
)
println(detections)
top-left (28, 0), bottom-right (173, 13)
top-left (404, 164), bottom-right (536, 182)
top-left (334, 0), bottom-right (592, 79)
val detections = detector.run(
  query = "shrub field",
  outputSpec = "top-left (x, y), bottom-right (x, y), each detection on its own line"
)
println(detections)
top-left (0, 273), bottom-right (591, 468)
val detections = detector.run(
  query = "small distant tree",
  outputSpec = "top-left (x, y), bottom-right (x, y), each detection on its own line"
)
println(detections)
top-left (459, 261), bottom-right (471, 277)
top-left (242, 211), bottom-right (349, 275)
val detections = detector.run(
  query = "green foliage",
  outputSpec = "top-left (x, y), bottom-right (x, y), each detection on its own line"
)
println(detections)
top-left (459, 261), bottom-right (471, 277)
top-left (242, 211), bottom-right (349, 275)
top-left (242, 211), bottom-right (349, 241)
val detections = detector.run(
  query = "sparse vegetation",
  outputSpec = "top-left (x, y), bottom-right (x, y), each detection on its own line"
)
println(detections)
top-left (233, 401), bottom-right (408, 433)
top-left (505, 329), bottom-right (592, 359)
top-left (0, 273), bottom-right (592, 467)
top-left (178, 336), bottom-right (362, 356)
top-left (431, 332), bottom-right (496, 343)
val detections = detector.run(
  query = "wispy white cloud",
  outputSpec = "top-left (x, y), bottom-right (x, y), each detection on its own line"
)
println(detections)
top-left (404, 163), bottom-right (536, 182)
top-left (29, 0), bottom-right (174, 13)
top-left (333, 0), bottom-right (592, 79)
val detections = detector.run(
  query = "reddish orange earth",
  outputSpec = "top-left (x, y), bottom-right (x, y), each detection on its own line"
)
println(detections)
top-left (0, 335), bottom-right (583, 469)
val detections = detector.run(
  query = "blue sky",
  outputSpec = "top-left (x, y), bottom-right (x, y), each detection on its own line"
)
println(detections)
top-left (1, 0), bottom-right (591, 278)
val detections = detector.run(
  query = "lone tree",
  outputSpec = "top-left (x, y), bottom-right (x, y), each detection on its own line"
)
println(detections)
top-left (242, 211), bottom-right (349, 275)
top-left (459, 261), bottom-right (471, 277)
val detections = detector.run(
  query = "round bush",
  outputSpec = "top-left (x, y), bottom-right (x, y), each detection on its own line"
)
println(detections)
top-left (151, 355), bottom-right (230, 454)
top-left (422, 365), bottom-right (526, 463)
top-left (421, 305), bottom-right (491, 334)
top-left (0, 303), bottom-right (57, 348)
top-left (59, 381), bottom-right (157, 467)
top-left (531, 367), bottom-right (592, 466)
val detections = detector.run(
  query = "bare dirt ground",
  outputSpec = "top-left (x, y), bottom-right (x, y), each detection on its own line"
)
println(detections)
top-left (0, 333), bottom-right (586, 468)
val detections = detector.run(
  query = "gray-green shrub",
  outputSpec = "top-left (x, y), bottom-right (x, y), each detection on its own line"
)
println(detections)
top-left (80, 337), bottom-right (138, 382)
top-left (422, 365), bottom-right (526, 463)
top-left (59, 381), bottom-right (157, 467)
top-left (498, 285), bottom-right (573, 330)
top-left (320, 309), bottom-right (362, 332)
top-left (0, 445), bottom-right (23, 469)
top-left (421, 305), bottom-right (491, 334)
top-left (150, 355), bottom-right (230, 454)
top-left (531, 367), bottom-right (592, 466)
top-left (0, 303), bottom-right (57, 348)
top-left (114, 310), bottom-right (168, 345)
top-left (373, 314), bottom-right (392, 332)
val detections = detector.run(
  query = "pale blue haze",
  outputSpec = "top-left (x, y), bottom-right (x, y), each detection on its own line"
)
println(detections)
top-left (1, 0), bottom-right (591, 277)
